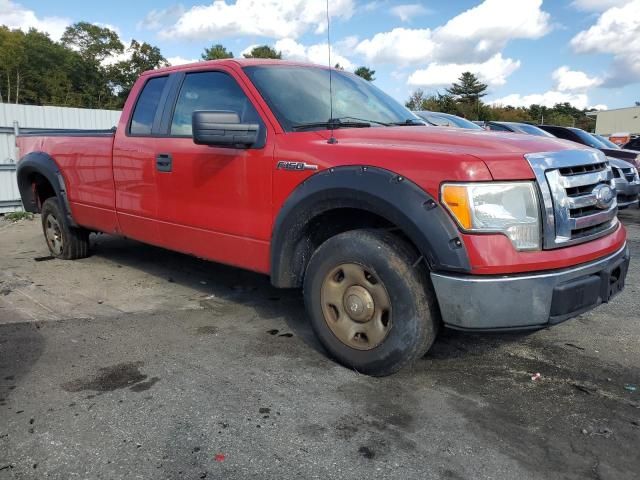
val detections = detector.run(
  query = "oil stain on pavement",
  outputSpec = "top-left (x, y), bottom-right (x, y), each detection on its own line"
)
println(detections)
top-left (62, 361), bottom-right (159, 393)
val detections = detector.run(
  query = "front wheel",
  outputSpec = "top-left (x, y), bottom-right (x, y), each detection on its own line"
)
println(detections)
top-left (41, 197), bottom-right (90, 260)
top-left (303, 229), bottom-right (439, 376)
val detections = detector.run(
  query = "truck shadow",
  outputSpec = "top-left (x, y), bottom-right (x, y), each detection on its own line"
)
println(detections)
top-left (89, 234), bottom-right (326, 353)
top-left (87, 234), bottom-right (533, 364)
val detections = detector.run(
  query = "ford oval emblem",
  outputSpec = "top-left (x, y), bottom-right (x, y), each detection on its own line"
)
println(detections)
top-left (592, 184), bottom-right (615, 209)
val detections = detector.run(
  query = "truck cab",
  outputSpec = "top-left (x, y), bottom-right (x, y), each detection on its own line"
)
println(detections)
top-left (16, 60), bottom-right (630, 375)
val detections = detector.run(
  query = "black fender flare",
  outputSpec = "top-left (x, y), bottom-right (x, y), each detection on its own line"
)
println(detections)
top-left (270, 166), bottom-right (471, 288)
top-left (16, 151), bottom-right (77, 226)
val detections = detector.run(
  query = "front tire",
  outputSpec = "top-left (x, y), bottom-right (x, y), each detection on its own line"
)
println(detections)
top-left (303, 229), bottom-right (439, 376)
top-left (41, 197), bottom-right (90, 260)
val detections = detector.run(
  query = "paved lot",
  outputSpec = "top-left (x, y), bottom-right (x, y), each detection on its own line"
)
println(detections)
top-left (0, 210), bottom-right (639, 480)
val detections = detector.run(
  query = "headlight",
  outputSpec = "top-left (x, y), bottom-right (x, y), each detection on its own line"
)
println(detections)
top-left (441, 182), bottom-right (541, 251)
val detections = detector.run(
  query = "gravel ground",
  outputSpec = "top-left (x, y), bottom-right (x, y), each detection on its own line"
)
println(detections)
top-left (0, 210), bottom-right (639, 480)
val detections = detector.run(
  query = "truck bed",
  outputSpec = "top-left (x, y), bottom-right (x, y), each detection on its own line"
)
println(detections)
top-left (17, 129), bottom-right (118, 233)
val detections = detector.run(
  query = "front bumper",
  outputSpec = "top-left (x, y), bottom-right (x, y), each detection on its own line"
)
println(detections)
top-left (431, 244), bottom-right (629, 331)
top-left (613, 177), bottom-right (640, 208)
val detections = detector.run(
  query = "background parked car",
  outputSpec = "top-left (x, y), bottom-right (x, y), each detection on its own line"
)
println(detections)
top-left (413, 111), bottom-right (484, 130)
top-left (485, 121), bottom-right (555, 137)
top-left (538, 125), bottom-right (640, 169)
top-left (609, 157), bottom-right (640, 209)
top-left (597, 135), bottom-right (621, 150)
top-left (537, 125), bottom-right (640, 208)
top-left (623, 136), bottom-right (640, 152)
top-left (609, 132), bottom-right (631, 146)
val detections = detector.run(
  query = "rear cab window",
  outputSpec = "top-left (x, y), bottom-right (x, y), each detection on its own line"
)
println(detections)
top-left (129, 76), bottom-right (169, 135)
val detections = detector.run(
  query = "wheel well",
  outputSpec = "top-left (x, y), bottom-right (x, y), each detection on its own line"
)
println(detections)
top-left (28, 172), bottom-right (56, 211)
top-left (281, 207), bottom-right (421, 288)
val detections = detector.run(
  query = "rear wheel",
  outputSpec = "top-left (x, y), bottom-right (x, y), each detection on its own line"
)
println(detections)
top-left (303, 229), bottom-right (439, 376)
top-left (41, 197), bottom-right (90, 260)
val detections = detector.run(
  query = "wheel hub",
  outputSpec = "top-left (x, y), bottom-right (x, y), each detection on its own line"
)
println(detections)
top-left (343, 285), bottom-right (375, 323)
top-left (320, 263), bottom-right (392, 351)
top-left (45, 214), bottom-right (63, 256)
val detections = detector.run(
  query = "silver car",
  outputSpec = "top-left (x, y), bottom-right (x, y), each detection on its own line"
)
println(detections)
top-left (609, 157), bottom-right (640, 209)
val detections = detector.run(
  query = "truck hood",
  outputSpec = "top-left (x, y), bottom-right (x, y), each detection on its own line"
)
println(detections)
top-left (326, 126), bottom-right (584, 155)
top-left (323, 126), bottom-right (592, 179)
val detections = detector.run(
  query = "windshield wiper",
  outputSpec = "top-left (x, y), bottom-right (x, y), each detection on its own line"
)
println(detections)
top-left (292, 118), bottom-right (373, 131)
top-left (336, 116), bottom-right (392, 126)
top-left (391, 118), bottom-right (426, 126)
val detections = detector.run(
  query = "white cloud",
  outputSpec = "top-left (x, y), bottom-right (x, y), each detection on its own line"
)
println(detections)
top-left (167, 56), bottom-right (200, 66)
top-left (363, 1), bottom-right (382, 12)
top-left (390, 4), bottom-right (430, 22)
top-left (435, 0), bottom-right (550, 63)
top-left (137, 5), bottom-right (185, 30)
top-left (571, 0), bottom-right (631, 11)
top-left (156, 0), bottom-right (354, 40)
top-left (357, 0), bottom-right (549, 67)
top-left (356, 28), bottom-right (435, 64)
top-left (490, 91), bottom-right (590, 109)
top-left (552, 66), bottom-right (603, 91)
top-left (274, 38), bottom-right (354, 70)
top-left (407, 53), bottom-right (520, 88)
top-left (589, 103), bottom-right (608, 110)
top-left (0, 0), bottom-right (70, 40)
top-left (570, 0), bottom-right (640, 86)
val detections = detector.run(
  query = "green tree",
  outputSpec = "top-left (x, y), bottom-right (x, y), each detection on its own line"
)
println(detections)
top-left (61, 22), bottom-right (123, 62)
top-left (446, 72), bottom-right (488, 105)
top-left (354, 66), bottom-right (375, 81)
top-left (405, 89), bottom-right (427, 110)
top-left (405, 90), bottom-right (458, 114)
top-left (201, 44), bottom-right (233, 60)
top-left (0, 27), bottom-right (26, 103)
top-left (334, 63), bottom-right (345, 70)
top-left (109, 39), bottom-right (168, 106)
top-left (243, 45), bottom-right (281, 59)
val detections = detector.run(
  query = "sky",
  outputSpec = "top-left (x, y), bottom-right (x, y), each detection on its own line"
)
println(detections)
top-left (1, 0), bottom-right (640, 110)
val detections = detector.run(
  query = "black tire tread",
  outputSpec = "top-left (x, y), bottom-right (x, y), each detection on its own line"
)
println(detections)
top-left (41, 197), bottom-right (90, 260)
top-left (303, 228), bottom-right (439, 376)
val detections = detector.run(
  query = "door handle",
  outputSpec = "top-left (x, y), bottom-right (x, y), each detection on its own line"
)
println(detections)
top-left (156, 153), bottom-right (172, 172)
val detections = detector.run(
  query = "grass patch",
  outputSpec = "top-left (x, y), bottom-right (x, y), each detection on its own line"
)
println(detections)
top-left (4, 211), bottom-right (34, 222)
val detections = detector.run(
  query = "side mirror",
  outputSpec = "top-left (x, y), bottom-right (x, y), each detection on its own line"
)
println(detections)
top-left (192, 110), bottom-right (259, 148)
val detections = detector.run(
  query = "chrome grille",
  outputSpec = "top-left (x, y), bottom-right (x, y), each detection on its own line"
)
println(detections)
top-left (525, 150), bottom-right (618, 249)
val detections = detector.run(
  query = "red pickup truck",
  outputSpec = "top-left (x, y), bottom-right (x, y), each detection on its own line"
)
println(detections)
top-left (16, 59), bottom-right (629, 375)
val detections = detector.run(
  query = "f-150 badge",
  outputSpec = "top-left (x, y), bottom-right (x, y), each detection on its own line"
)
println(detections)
top-left (277, 161), bottom-right (318, 171)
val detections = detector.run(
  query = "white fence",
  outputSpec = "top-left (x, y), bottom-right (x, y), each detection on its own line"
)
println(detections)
top-left (0, 103), bottom-right (121, 213)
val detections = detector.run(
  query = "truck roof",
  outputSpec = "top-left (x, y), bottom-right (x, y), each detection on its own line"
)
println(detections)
top-left (144, 59), bottom-right (332, 77)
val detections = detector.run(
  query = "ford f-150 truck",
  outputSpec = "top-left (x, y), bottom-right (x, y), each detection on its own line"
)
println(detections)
top-left (16, 60), bottom-right (629, 376)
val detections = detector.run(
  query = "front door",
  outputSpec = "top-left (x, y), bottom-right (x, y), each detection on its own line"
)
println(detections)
top-left (152, 69), bottom-right (273, 273)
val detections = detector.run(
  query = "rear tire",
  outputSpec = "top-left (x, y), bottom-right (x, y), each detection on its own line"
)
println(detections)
top-left (303, 229), bottom-right (439, 376)
top-left (41, 197), bottom-right (90, 260)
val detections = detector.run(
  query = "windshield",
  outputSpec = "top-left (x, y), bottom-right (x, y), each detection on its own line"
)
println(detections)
top-left (243, 65), bottom-right (419, 131)
top-left (416, 111), bottom-right (483, 130)
top-left (571, 128), bottom-right (607, 148)
top-left (512, 124), bottom-right (554, 137)
top-left (596, 135), bottom-right (620, 149)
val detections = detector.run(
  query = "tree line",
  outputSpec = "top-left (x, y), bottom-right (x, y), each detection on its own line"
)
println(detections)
top-left (405, 71), bottom-right (597, 130)
top-left (0, 21), bottom-right (599, 127)
top-left (0, 23), bottom-right (377, 110)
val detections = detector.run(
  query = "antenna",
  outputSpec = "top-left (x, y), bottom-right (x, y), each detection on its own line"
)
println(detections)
top-left (326, 0), bottom-right (337, 144)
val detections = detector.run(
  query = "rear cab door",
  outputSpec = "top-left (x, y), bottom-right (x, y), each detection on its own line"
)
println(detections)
top-left (113, 73), bottom-right (174, 244)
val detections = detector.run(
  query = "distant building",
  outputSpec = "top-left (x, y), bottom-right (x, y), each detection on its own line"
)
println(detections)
top-left (588, 106), bottom-right (640, 136)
